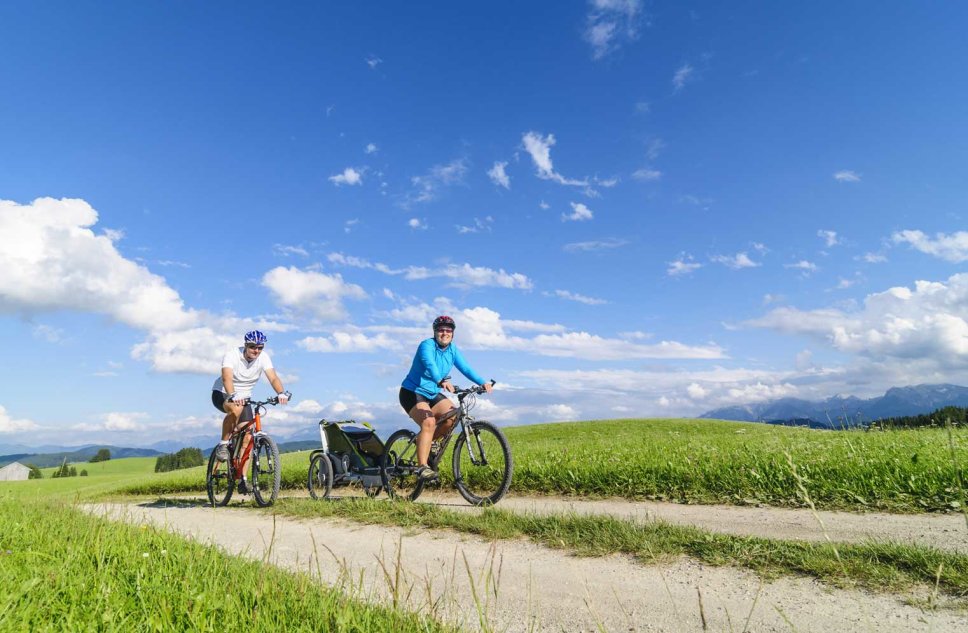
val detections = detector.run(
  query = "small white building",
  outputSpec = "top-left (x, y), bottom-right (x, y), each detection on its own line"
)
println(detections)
top-left (0, 462), bottom-right (31, 481)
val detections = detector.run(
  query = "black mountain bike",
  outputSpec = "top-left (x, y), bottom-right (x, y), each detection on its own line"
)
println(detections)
top-left (381, 382), bottom-right (512, 506)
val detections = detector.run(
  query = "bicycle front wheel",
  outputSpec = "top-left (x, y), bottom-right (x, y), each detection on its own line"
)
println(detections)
top-left (206, 447), bottom-right (234, 507)
top-left (452, 421), bottom-right (513, 506)
top-left (308, 452), bottom-right (333, 500)
top-left (380, 429), bottom-right (425, 501)
top-left (251, 434), bottom-right (281, 507)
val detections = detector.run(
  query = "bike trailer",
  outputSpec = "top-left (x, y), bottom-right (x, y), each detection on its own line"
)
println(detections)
top-left (318, 420), bottom-right (385, 470)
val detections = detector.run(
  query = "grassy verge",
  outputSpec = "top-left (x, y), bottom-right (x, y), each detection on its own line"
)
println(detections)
top-left (109, 418), bottom-right (968, 513)
top-left (256, 496), bottom-right (968, 600)
top-left (0, 497), bottom-right (450, 633)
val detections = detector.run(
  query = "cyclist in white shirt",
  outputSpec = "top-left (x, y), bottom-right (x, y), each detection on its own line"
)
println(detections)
top-left (211, 331), bottom-right (290, 474)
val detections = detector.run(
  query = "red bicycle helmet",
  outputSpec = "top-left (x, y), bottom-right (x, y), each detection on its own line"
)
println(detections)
top-left (432, 315), bottom-right (456, 331)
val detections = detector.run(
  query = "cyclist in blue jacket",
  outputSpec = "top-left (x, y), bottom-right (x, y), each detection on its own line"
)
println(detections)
top-left (399, 315), bottom-right (492, 480)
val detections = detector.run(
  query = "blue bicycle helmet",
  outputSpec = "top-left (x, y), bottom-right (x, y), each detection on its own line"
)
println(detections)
top-left (244, 330), bottom-right (268, 345)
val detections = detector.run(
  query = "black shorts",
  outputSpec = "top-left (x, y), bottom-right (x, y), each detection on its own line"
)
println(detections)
top-left (398, 387), bottom-right (447, 414)
top-left (211, 391), bottom-right (254, 422)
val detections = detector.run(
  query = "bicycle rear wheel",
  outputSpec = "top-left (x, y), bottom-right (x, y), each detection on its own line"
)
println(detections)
top-left (307, 452), bottom-right (333, 500)
top-left (251, 434), bottom-right (281, 507)
top-left (380, 429), bottom-right (425, 501)
top-left (206, 447), bottom-right (234, 507)
top-left (452, 421), bottom-right (512, 506)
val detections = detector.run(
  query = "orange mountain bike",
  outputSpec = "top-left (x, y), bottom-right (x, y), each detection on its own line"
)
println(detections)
top-left (206, 395), bottom-right (283, 507)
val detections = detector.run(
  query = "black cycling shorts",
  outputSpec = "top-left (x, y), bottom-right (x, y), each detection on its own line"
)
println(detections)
top-left (211, 390), bottom-right (254, 422)
top-left (398, 387), bottom-right (446, 414)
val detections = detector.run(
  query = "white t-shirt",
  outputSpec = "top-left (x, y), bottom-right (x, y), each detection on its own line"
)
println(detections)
top-left (211, 347), bottom-right (275, 397)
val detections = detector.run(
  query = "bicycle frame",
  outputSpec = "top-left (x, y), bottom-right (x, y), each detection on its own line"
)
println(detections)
top-left (429, 389), bottom-right (489, 469)
top-left (229, 402), bottom-right (266, 479)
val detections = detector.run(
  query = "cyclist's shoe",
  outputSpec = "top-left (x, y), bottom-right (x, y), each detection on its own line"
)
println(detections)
top-left (429, 439), bottom-right (444, 459)
top-left (214, 443), bottom-right (230, 462)
top-left (416, 465), bottom-right (438, 481)
top-left (236, 479), bottom-right (250, 494)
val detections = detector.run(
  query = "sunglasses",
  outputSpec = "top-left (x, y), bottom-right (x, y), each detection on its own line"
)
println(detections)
top-left (435, 328), bottom-right (454, 334)
top-left (246, 344), bottom-right (265, 350)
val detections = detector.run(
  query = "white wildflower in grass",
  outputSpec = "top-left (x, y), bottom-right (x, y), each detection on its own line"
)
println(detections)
top-left (142, 552), bottom-right (149, 558)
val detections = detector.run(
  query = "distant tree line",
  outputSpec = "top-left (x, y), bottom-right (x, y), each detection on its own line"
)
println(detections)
top-left (51, 459), bottom-right (88, 478)
top-left (155, 447), bottom-right (204, 473)
top-left (26, 464), bottom-right (42, 479)
top-left (866, 406), bottom-right (968, 430)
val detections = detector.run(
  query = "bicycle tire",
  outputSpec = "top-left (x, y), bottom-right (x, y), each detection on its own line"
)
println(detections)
top-left (380, 429), bottom-right (425, 501)
top-left (307, 452), bottom-right (334, 500)
top-left (251, 434), bottom-right (281, 507)
top-left (206, 446), bottom-right (234, 507)
top-left (452, 420), bottom-right (513, 506)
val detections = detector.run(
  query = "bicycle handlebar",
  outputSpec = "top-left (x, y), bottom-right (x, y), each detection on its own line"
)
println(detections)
top-left (453, 380), bottom-right (496, 397)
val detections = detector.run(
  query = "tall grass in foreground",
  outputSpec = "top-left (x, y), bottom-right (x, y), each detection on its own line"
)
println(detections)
top-left (114, 419), bottom-right (968, 513)
top-left (0, 497), bottom-right (448, 633)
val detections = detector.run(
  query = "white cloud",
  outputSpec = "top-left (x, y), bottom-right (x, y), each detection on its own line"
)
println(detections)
top-left (860, 252), bottom-right (888, 264)
top-left (0, 197), bottom-right (199, 334)
top-left (329, 167), bottom-right (363, 186)
top-left (549, 289), bottom-right (607, 305)
top-left (32, 323), bottom-right (63, 343)
top-left (456, 216), bottom-right (494, 234)
top-left (327, 253), bottom-right (533, 290)
top-left (752, 242), bottom-right (769, 254)
top-left (408, 218), bottom-right (428, 230)
top-left (892, 230), bottom-right (968, 263)
top-left (632, 167), bottom-right (662, 181)
top-left (487, 161), bottom-right (510, 189)
top-left (344, 219), bottom-right (359, 234)
top-left (711, 252), bottom-right (759, 269)
top-left (562, 202), bottom-right (594, 222)
top-left (540, 403), bottom-right (578, 421)
top-left (635, 101), bottom-right (651, 114)
top-left (272, 244), bottom-right (309, 257)
top-left (784, 260), bottom-right (818, 273)
top-left (262, 266), bottom-right (367, 321)
top-left (364, 143), bottom-right (378, 154)
top-left (672, 63), bottom-right (694, 91)
top-left (563, 238), bottom-right (628, 252)
top-left (539, 200), bottom-right (550, 210)
top-left (408, 159), bottom-right (467, 204)
top-left (668, 254), bottom-right (702, 277)
top-left (521, 132), bottom-right (588, 187)
top-left (306, 303), bottom-right (724, 361)
top-left (834, 170), bottom-right (861, 182)
top-left (817, 230), bottom-right (840, 247)
top-left (0, 405), bottom-right (39, 433)
top-left (746, 273), bottom-right (968, 366)
top-left (646, 138), bottom-right (665, 160)
top-left (584, 0), bottom-right (644, 60)
top-left (365, 55), bottom-right (382, 69)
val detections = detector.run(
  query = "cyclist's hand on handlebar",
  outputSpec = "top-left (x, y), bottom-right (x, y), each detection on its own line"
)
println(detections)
top-left (228, 392), bottom-right (246, 404)
top-left (482, 381), bottom-right (493, 394)
top-left (440, 379), bottom-right (455, 393)
top-left (276, 391), bottom-right (291, 405)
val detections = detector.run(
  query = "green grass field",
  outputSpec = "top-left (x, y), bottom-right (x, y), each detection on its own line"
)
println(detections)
top-left (112, 418), bottom-right (968, 513)
top-left (0, 498), bottom-right (450, 632)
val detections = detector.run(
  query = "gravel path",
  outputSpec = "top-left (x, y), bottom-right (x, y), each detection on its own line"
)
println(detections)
top-left (410, 490), bottom-right (968, 554)
top-left (87, 500), bottom-right (968, 633)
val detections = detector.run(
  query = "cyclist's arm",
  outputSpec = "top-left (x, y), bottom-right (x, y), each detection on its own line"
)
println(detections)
top-left (452, 346), bottom-right (487, 386)
top-left (264, 368), bottom-right (286, 395)
top-left (221, 367), bottom-right (236, 395)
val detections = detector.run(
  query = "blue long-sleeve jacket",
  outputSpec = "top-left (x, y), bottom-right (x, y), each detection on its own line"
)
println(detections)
top-left (401, 338), bottom-right (486, 398)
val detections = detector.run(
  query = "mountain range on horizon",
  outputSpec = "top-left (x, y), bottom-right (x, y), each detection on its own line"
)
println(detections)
top-left (699, 383), bottom-right (968, 427)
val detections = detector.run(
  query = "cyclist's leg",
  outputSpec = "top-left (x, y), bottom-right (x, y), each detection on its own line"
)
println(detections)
top-left (430, 398), bottom-right (457, 440)
top-left (218, 396), bottom-right (243, 442)
top-left (407, 402), bottom-right (436, 467)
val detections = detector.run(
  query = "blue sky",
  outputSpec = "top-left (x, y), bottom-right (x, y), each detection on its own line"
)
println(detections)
top-left (2, 2), bottom-right (967, 448)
